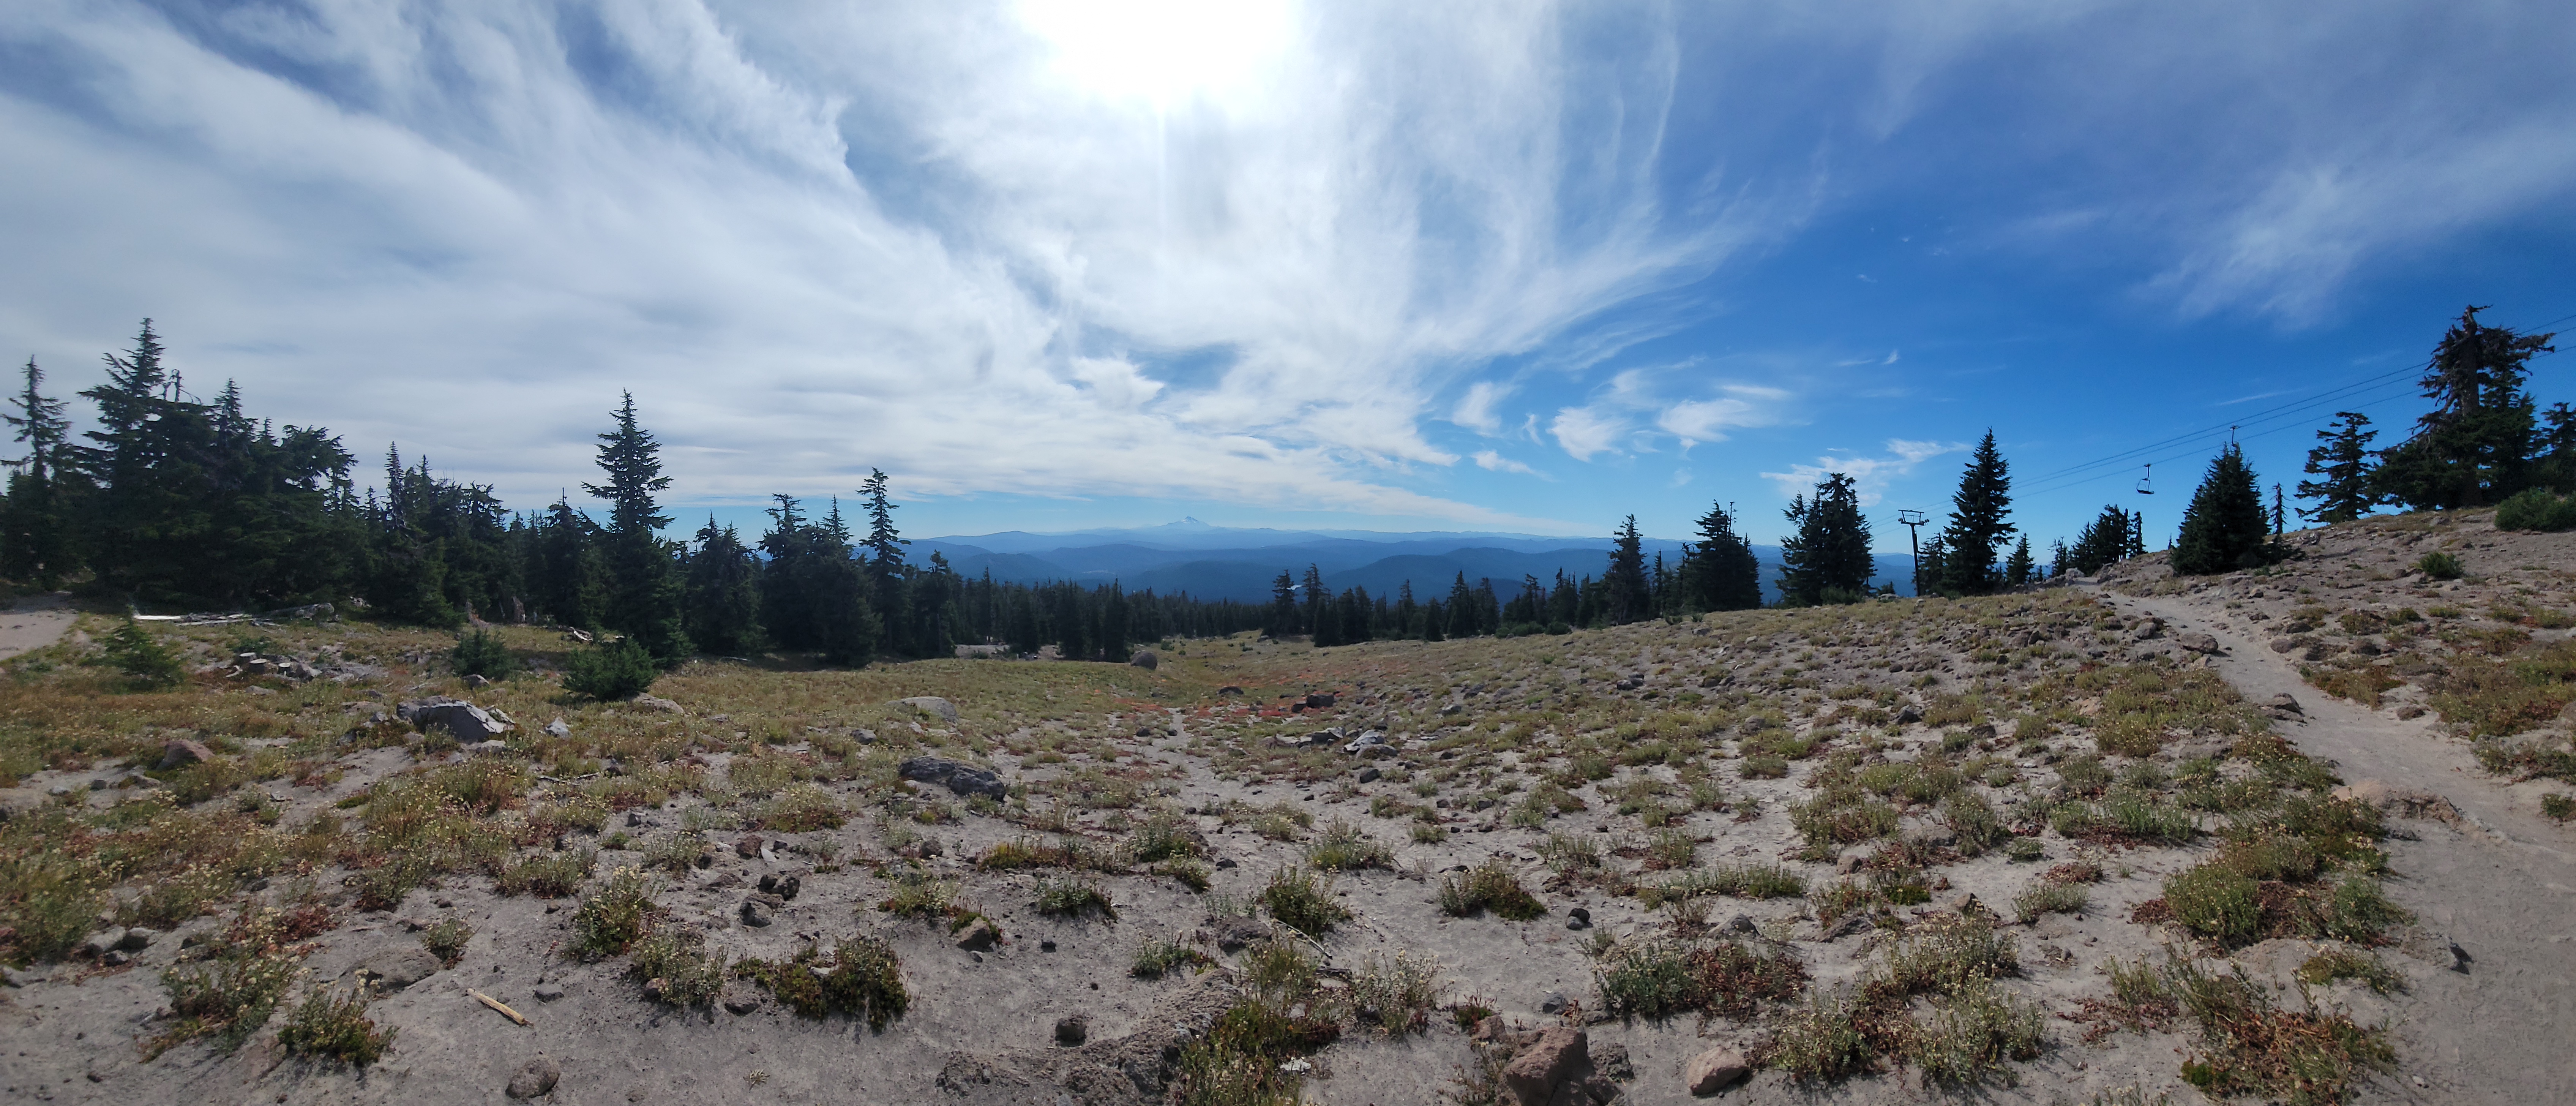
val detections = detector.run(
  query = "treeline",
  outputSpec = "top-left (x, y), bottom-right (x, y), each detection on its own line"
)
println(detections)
top-left (0, 322), bottom-right (1266, 666)
top-left (2298, 307), bottom-right (2569, 522)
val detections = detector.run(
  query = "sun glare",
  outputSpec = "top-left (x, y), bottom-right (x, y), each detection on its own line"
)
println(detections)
top-left (1018, 0), bottom-right (1296, 108)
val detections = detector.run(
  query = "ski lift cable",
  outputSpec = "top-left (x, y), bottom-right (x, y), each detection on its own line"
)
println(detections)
top-left (2019, 306), bottom-right (2576, 491)
top-left (2022, 343), bottom-right (2571, 499)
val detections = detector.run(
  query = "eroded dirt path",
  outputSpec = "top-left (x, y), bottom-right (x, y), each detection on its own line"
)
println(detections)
top-left (0, 593), bottom-right (74, 661)
top-left (2104, 586), bottom-right (2576, 1105)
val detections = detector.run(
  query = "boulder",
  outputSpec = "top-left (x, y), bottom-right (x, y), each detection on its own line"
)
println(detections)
top-left (79, 928), bottom-right (127, 960)
top-left (1899, 820), bottom-right (1957, 848)
top-left (1304, 692), bottom-right (1337, 710)
top-left (1683, 1047), bottom-right (1751, 1096)
top-left (1893, 704), bottom-right (1924, 725)
top-left (1342, 730), bottom-right (1387, 755)
top-left (1209, 916), bottom-right (1269, 953)
top-left (543, 717), bottom-right (572, 738)
top-left (736, 834), bottom-right (766, 859)
top-left (899, 756), bottom-right (1007, 801)
top-left (631, 694), bottom-right (686, 715)
top-left (356, 944), bottom-right (442, 991)
top-left (505, 1057), bottom-right (561, 1100)
top-left (2267, 694), bottom-right (2303, 714)
top-left (2177, 631), bottom-right (2222, 655)
top-left (1500, 1026), bottom-right (1588, 1106)
top-left (955, 919), bottom-right (1001, 952)
top-left (895, 696), bottom-right (961, 724)
top-left (397, 698), bottom-right (510, 743)
top-left (739, 899), bottom-right (773, 927)
top-left (1129, 650), bottom-right (1159, 670)
top-left (1054, 1015), bottom-right (1089, 1047)
top-left (158, 739), bottom-right (216, 770)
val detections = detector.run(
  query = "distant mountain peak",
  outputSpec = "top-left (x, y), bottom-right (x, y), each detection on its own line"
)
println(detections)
top-left (1157, 516), bottom-right (1213, 529)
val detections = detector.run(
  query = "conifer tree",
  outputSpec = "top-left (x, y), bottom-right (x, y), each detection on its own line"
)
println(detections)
top-left (683, 517), bottom-right (763, 655)
top-left (1267, 570), bottom-right (1297, 638)
top-left (1681, 501), bottom-right (1760, 611)
top-left (2172, 445), bottom-right (2275, 575)
top-left (532, 495), bottom-right (606, 629)
top-left (2003, 535), bottom-right (2035, 588)
top-left (584, 393), bottom-right (691, 663)
top-left (1602, 515), bottom-right (1650, 624)
top-left (1933, 430), bottom-right (2014, 595)
top-left (2375, 307), bottom-right (2555, 509)
top-left (2, 357), bottom-right (73, 586)
top-left (2298, 412), bottom-right (2380, 524)
top-left (855, 469), bottom-right (909, 644)
top-left (1778, 473), bottom-right (1873, 605)
top-left (1301, 564), bottom-right (1329, 639)
top-left (1445, 572), bottom-right (1479, 637)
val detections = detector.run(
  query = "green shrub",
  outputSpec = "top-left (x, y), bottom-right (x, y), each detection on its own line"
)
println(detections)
top-left (2295, 948), bottom-right (2403, 994)
top-left (1347, 950), bottom-right (1444, 1035)
top-left (2544, 793), bottom-right (2576, 823)
top-left (1594, 939), bottom-right (1700, 1019)
top-left (147, 950), bottom-right (298, 1057)
top-left (1910, 977), bottom-right (2046, 1085)
top-left (1032, 876), bottom-right (1117, 920)
top-left (450, 629), bottom-right (518, 679)
top-left (736, 937), bottom-right (910, 1030)
top-left (1132, 934), bottom-right (1212, 979)
top-left (1877, 915), bottom-right (2019, 998)
top-left (2169, 959), bottom-right (2392, 1104)
top-left (2012, 882), bottom-right (2090, 924)
top-left (630, 925), bottom-right (728, 1007)
top-left (420, 918), bottom-right (472, 967)
top-left (2005, 837), bottom-right (2046, 863)
top-left (1759, 993), bottom-right (1872, 1082)
top-left (2163, 863), bottom-right (2260, 945)
top-left (1942, 793), bottom-right (2006, 856)
top-left (564, 638), bottom-right (658, 700)
top-left (878, 871), bottom-right (960, 921)
top-left (2417, 551), bottom-right (2463, 580)
top-left (276, 986), bottom-right (395, 1067)
top-left (106, 619), bottom-right (185, 689)
top-left (2495, 487), bottom-right (2576, 532)
top-left (570, 866), bottom-right (655, 958)
top-left (1435, 860), bottom-right (1544, 921)
top-left (753, 784), bottom-right (846, 832)
top-left (497, 849), bottom-right (595, 897)
top-left (1260, 867), bottom-right (1348, 935)
top-left (1130, 811), bottom-right (1206, 862)
top-left (1305, 820), bottom-right (1393, 871)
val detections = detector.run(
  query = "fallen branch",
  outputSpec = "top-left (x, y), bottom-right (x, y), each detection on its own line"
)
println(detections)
top-left (470, 988), bottom-right (532, 1026)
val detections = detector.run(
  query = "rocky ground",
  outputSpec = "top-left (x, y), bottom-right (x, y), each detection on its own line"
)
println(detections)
top-left (0, 509), bottom-right (2570, 1105)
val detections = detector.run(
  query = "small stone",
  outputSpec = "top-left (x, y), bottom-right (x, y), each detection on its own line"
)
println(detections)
top-left (1054, 1015), bottom-right (1089, 1047)
top-left (1356, 767), bottom-right (1381, 784)
top-left (740, 900), bottom-right (773, 927)
top-left (356, 945), bottom-right (442, 991)
top-left (1579, 1074), bottom-right (1621, 1103)
top-left (1894, 704), bottom-right (1923, 724)
top-left (99, 950), bottom-right (130, 967)
top-left (1592, 1041), bottom-right (1633, 1081)
top-left (736, 835), bottom-right (765, 859)
top-left (505, 1057), bottom-right (561, 1099)
top-left (1040, 939), bottom-right (1057, 953)
top-left (1565, 907), bottom-right (1591, 931)
top-left (1683, 1047), bottom-right (1751, 1096)
top-left (545, 717), bottom-right (571, 738)
top-left (79, 928), bottom-right (127, 960)
top-left (955, 920), bottom-right (1001, 952)
top-left (1538, 991), bottom-right (1570, 1015)
top-left (631, 694), bottom-right (686, 714)
top-left (2267, 693), bottom-right (2303, 714)
top-left (114, 927), bottom-right (156, 952)
top-left (893, 696), bottom-right (961, 724)
top-left (1722, 914), bottom-right (1756, 936)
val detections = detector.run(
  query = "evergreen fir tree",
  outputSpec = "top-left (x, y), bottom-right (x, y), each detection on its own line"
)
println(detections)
top-left (2, 357), bottom-right (73, 586)
top-left (2003, 535), bottom-right (2034, 588)
top-left (1602, 515), bottom-right (1650, 624)
top-left (583, 393), bottom-right (691, 664)
top-left (2065, 506), bottom-right (2130, 574)
top-left (1932, 430), bottom-right (2014, 595)
top-left (2172, 445), bottom-right (2275, 575)
top-left (1445, 572), bottom-right (1479, 637)
top-left (1778, 473), bottom-right (1873, 605)
top-left (1681, 501), bottom-right (1761, 612)
top-left (1268, 570), bottom-right (1297, 638)
top-left (532, 495), bottom-right (606, 629)
top-left (2375, 307), bottom-right (2555, 509)
top-left (1301, 564), bottom-right (1329, 639)
top-left (682, 517), bottom-right (764, 655)
top-left (2298, 411), bottom-right (2380, 524)
top-left (855, 469), bottom-right (909, 648)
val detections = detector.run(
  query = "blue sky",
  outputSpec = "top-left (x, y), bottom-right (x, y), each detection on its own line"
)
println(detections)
top-left (4, 1), bottom-right (2573, 552)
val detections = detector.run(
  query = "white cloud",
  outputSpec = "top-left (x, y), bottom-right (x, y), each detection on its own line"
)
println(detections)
top-left (1548, 407), bottom-right (1628, 462)
top-left (1452, 381), bottom-right (1511, 434)
top-left (1760, 438), bottom-right (1967, 506)
top-left (1471, 449), bottom-right (1537, 475)
top-left (1547, 363), bottom-right (1787, 458)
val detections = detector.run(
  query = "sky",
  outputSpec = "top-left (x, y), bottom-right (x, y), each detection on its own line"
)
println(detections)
top-left (3, 1), bottom-right (2574, 552)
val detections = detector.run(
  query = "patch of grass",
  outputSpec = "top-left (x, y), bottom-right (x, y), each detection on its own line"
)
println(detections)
top-left (2543, 793), bottom-right (2576, 823)
top-left (1132, 933), bottom-right (1213, 979)
top-left (2169, 959), bottom-right (2392, 1105)
top-left (2012, 882), bottom-right (2090, 924)
top-left (631, 924), bottom-right (728, 1007)
top-left (1348, 949), bottom-right (1444, 1035)
top-left (276, 986), bottom-right (395, 1067)
top-left (1942, 792), bottom-right (2006, 856)
top-left (2295, 948), bottom-right (2403, 994)
top-left (1788, 790), bottom-right (1899, 858)
top-left (1167, 996), bottom-right (1339, 1106)
top-left (1910, 976), bottom-right (2046, 1085)
top-left (2162, 862), bottom-right (2261, 946)
top-left (2416, 551), bottom-right (2463, 580)
top-left (1130, 811), bottom-right (1206, 862)
top-left (1758, 992), bottom-right (1873, 1082)
top-left (2005, 837), bottom-right (2046, 863)
top-left (570, 865), bottom-right (655, 959)
top-left (1032, 875), bottom-right (1117, 920)
top-left (496, 848), bottom-right (595, 898)
top-left (1536, 830), bottom-right (1603, 876)
top-left (1642, 828), bottom-right (1696, 871)
top-left (735, 936), bottom-right (909, 1030)
top-left (879, 871), bottom-right (962, 921)
top-left (1436, 860), bottom-right (1544, 921)
top-left (1305, 819), bottom-right (1395, 871)
top-left (752, 783), bottom-right (845, 831)
top-left (147, 949), bottom-right (298, 1057)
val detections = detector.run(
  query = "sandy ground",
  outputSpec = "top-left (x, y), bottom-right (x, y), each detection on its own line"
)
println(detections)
top-left (0, 594), bottom-right (75, 661)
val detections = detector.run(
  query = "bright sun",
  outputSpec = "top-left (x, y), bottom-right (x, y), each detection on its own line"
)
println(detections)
top-left (1017, 0), bottom-right (1296, 109)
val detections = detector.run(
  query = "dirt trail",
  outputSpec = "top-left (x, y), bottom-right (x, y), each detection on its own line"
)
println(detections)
top-left (2103, 586), bottom-right (2576, 1105)
top-left (0, 593), bottom-right (75, 661)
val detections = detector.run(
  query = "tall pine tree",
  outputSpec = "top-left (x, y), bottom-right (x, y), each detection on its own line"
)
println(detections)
top-left (2, 357), bottom-right (74, 586)
top-left (2297, 411), bottom-right (2379, 524)
top-left (1778, 472), bottom-right (1873, 605)
top-left (584, 393), bottom-right (691, 664)
top-left (2172, 445), bottom-right (2275, 575)
top-left (1932, 431), bottom-right (2014, 595)
top-left (683, 516), bottom-right (763, 654)
top-left (1680, 501), bottom-right (1761, 612)
top-left (2375, 307), bottom-right (2555, 509)
top-left (1602, 515), bottom-right (1650, 624)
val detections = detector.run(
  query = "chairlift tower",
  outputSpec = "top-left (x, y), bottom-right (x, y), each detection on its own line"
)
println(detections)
top-left (1897, 509), bottom-right (1928, 597)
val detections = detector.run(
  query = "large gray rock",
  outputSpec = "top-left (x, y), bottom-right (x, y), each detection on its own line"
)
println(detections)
top-left (355, 944), bottom-right (442, 991)
top-left (1501, 1026), bottom-right (1587, 1106)
top-left (895, 696), bottom-right (961, 724)
top-left (900, 756), bottom-right (1006, 800)
top-left (1129, 649), bottom-right (1159, 670)
top-left (158, 738), bottom-right (216, 770)
top-left (1684, 1047), bottom-right (1750, 1095)
top-left (398, 697), bottom-right (511, 743)
top-left (505, 1057), bottom-right (560, 1099)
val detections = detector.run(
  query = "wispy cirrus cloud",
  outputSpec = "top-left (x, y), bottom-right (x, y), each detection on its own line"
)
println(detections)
top-left (1761, 438), bottom-right (1967, 506)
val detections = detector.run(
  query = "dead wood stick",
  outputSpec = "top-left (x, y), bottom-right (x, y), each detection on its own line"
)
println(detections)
top-left (469, 988), bottom-right (532, 1026)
